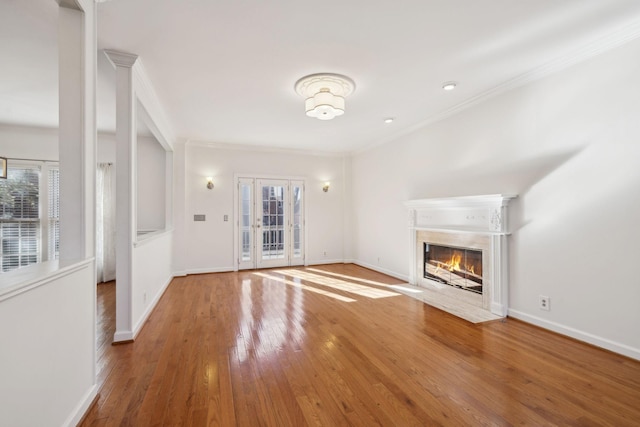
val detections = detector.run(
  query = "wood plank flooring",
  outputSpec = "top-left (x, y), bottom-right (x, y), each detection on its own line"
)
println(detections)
top-left (81, 265), bottom-right (640, 426)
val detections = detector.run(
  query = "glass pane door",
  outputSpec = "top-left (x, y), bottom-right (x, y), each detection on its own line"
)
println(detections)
top-left (237, 178), bottom-right (254, 270)
top-left (290, 180), bottom-right (304, 266)
top-left (257, 179), bottom-right (288, 269)
top-left (236, 177), bottom-right (305, 270)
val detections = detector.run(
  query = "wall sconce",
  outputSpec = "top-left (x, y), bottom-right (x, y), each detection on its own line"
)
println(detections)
top-left (322, 182), bottom-right (330, 193)
top-left (206, 177), bottom-right (214, 190)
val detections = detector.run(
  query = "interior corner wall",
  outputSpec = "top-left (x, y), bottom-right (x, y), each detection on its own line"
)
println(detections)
top-left (351, 37), bottom-right (640, 359)
top-left (180, 144), bottom-right (346, 273)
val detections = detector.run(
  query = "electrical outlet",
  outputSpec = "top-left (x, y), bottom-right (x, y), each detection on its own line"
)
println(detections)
top-left (323, 251), bottom-right (327, 257)
top-left (143, 292), bottom-right (147, 304)
top-left (539, 295), bottom-right (550, 311)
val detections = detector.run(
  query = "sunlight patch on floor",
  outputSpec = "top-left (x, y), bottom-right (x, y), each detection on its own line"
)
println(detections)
top-left (253, 272), bottom-right (357, 303)
top-left (307, 268), bottom-right (422, 293)
top-left (275, 270), bottom-right (400, 299)
top-left (388, 285), bottom-right (423, 293)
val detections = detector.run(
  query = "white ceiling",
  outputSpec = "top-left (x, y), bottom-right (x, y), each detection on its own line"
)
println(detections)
top-left (2, 0), bottom-right (640, 153)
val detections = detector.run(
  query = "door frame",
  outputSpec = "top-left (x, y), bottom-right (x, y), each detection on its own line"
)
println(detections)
top-left (233, 173), bottom-right (307, 271)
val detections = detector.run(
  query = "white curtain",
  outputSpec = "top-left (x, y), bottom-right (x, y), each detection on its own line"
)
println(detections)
top-left (96, 163), bottom-right (116, 283)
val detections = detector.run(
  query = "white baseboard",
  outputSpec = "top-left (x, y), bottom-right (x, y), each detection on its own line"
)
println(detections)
top-left (113, 330), bottom-right (134, 342)
top-left (305, 258), bottom-right (344, 266)
top-left (172, 270), bottom-right (187, 277)
top-left (185, 266), bottom-right (234, 275)
top-left (352, 260), bottom-right (410, 282)
top-left (508, 309), bottom-right (640, 361)
top-left (62, 384), bottom-right (98, 427)
top-left (132, 274), bottom-right (174, 340)
top-left (112, 274), bottom-right (174, 344)
top-left (490, 301), bottom-right (508, 317)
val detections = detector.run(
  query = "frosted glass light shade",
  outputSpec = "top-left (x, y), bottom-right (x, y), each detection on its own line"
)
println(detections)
top-left (305, 91), bottom-right (345, 120)
top-left (295, 73), bottom-right (355, 120)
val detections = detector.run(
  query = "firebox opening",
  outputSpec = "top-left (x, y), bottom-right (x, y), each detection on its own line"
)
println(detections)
top-left (424, 243), bottom-right (483, 294)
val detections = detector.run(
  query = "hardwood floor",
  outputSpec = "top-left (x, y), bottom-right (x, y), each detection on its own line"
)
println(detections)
top-left (81, 265), bottom-right (640, 426)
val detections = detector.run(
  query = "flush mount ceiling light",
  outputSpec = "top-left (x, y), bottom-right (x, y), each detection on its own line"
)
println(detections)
top-left (295, 73), bottom-right (355, 120)
top-left (442, 81), bottom-right (457, 91)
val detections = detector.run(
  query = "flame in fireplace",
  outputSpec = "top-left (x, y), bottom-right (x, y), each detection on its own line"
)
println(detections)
top-left (431, 250), bottom-right (479, 278)
top-left (437, 251), bottom-right (477, 274)
top-left (447, 253), bottom-right (462, 271)
top-left (433, 252), bottom-right (463, 273)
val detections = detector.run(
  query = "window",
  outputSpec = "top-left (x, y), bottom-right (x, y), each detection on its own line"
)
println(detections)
top-left (0, 162), bottom-right (59, 273)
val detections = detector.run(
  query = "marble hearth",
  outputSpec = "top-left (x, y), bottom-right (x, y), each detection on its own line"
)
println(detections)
top-left (404, 194), bottom-right (516, 322)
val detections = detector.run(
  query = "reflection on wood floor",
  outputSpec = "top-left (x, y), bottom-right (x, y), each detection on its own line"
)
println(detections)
top-left (81, 264), bottom-right (640, 426)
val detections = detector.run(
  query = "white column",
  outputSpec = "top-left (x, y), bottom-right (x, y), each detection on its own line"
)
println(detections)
top-left (105, 50), bottom-right (138, 342)
top-left (56, 1), bottom-right (99, 424)
top-left (407, 208), bottom-right (416, 284)
top-left (58, 0), bottom-right (96, 261)
top-left (489, 235), bottom-right (509, 317)
top-left (172, 141), bottom-right (187, 276)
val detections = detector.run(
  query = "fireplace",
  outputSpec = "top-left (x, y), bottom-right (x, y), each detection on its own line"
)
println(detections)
top-left (405, 194), bottom-right (516, 320)
top-left (424, 243), bottom-right (483, 294)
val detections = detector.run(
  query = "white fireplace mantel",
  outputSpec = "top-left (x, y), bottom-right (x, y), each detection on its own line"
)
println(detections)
top-left (404, 194), bottom-right (517, 235)
top-left (404, 194), bottom-right (517, 319)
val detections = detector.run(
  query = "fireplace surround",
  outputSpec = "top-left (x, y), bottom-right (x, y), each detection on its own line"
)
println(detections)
top-left (405, 194), bottom-right (516, 320)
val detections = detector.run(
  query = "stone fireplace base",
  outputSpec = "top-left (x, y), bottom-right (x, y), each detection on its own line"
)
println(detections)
top-left (402, 278), bottom-right (501, 323)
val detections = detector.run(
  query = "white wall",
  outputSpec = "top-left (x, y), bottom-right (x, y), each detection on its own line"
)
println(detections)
top-left (0, 123), bottom-right (58, 160)
top-left (0, 261), bottom-right (96, 426)
top-left (98, 132), bottom-right (167, 232)
top-left (351, 37), bottom-right (640, 358)
top-left (97, 132), bottom-right (116, 163)
top-left (132, 232), bottom-right (173, 334)
top-left (0, 126), bottom-right (119, 164)
top-left (177, 143), bottom-right (346, 273)
top-left (137, 135), bottom-right (166, 231)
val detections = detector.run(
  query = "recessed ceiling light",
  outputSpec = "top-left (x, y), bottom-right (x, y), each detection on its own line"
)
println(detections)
top-left (442, 81), bottom-right (457, 91)
top-left (384, 118), bottom-right (394, 124)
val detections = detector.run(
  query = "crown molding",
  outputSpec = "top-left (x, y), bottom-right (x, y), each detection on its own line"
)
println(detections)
top-left (186, 139), bottom-right (346, 158)
top-left (133, 59), bottom-right (176, 150)
top-left (355, 19), bottom-right (640, 156)
top-left (56, 0), bottom-right (80, 10)
top-left (103, 49), bottom-right (175, 150)
top-left (103, 49), bottom-right (138, 68)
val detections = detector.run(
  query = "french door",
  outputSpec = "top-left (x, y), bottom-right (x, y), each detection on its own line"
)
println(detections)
top-left (237, 177), bottom-right (304, 270)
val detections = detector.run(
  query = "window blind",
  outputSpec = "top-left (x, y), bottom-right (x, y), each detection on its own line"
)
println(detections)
top-left (0, 166), bottom-right (41, 272)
